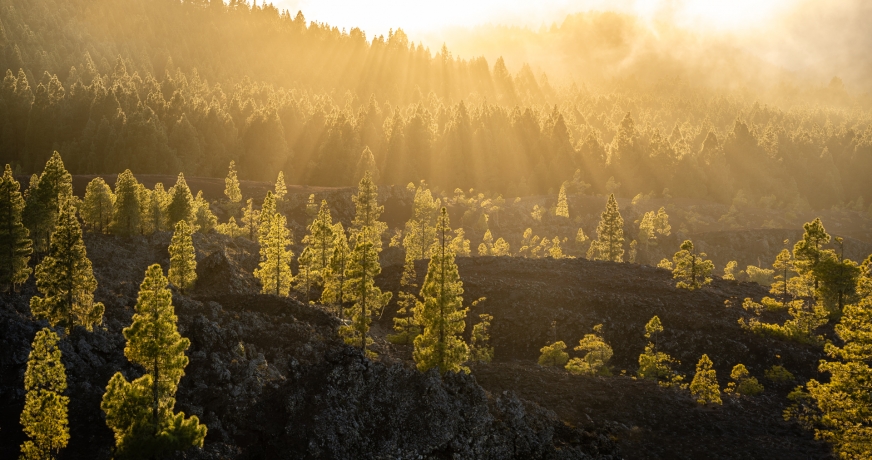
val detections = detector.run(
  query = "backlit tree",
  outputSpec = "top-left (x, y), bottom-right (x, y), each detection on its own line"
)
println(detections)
top-left (555, 183), bottom-right (569, 218)
top-left (593, 194), bottom-right (624, 262)
top-left (224, 160), bottom-right (241, 203)
top-left (168, 220), bottom-right (196, 293)
top-left (254, 213), bottom-right (293, 296)
top-left (320, 222), bottom-right (350, 312)
top-left (24, 152), bottom-right (72, 252)
top-left (166, 173), bottom-right (193, 227)
top-left (110, 170), bottom-right (141, 237)
top-left (402, 183), bottom-right (439, 261)
top-left (19, 328), bottom-right (69, 460)
top-left (565, 324), bottom-right (612, 376)
top-left (302, 200), bottom-right (335, 280)
top-left (690, 354), bottom-right (722, 405)
top-left (101, 264), bottom-right (207, 458)
top-left (80, 177), bottom-right (115, 234)
top-left (0, 164), bottom-right (32, 291)
top-left (672, 240), bottom-right (714, 290)
top-left (413, 208), bottom-right (468, 374)
top-left (30, 198), bottom-right (104, 333)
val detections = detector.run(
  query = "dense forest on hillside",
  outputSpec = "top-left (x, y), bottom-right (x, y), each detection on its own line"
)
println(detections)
top-left (0, 0), bottom-right (870, 212)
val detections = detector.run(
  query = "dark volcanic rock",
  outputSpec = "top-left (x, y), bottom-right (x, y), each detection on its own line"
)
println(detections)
top-left (0, 233), bottom-right (615, 459)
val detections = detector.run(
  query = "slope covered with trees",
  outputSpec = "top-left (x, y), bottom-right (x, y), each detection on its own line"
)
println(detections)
top-left (0, 0), bottom-right (869, 212)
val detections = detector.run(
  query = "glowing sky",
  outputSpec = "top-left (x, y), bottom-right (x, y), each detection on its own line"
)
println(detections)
top-left (272, 0), bottom-right (795, 40)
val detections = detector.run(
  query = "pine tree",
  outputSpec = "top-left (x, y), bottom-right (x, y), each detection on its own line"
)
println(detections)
top-left (690, 354), bottom-right (722, 405)
top-left (192, 191), bottom-right (217, 233)
top-left (388, 256), bottom-right (421, 345)
top-left (110, 169), bottom-right (141, 237)
top-left (555, 183), bottom-right (569, 218)
top-left (815, 237), bottom-right (861, 314)
top-left (340, 225), bottom-right (392, 356)
top-left (725, 364), bottom-right (763, 396)
top-left (549, 237), bottom-right (566, 259)
top-left (637, 316), bottom-right (683, 385)
top-left (240, 198), bottom-right (259, 241)
top-left (294, 247), bottom-right (316, 302)
top-left (723, 260), bottom-right (738, 280)
top-left (101, 264), bottom-right (207, 458)
top-left (30, 198), bottom-right (104, 333)
top-left (787, 294), bottom-right (872, 457)
top-left (148, 183), bottom-right (168, 233)
top-left (274, 170), bottom-right (287, 202)
top-left (0, 164), bottom-right (32, 291)
top-left (402, 183), bottom-right (439, 261)
top-left (166, 173), bottom-right (193, 227)
top-left (354, 146), bottom-right (380, 184)
top-left (768, 245), bottom-right (794, 309)
top-left (594, 194), bottom-right (625, 262)
top-left (565, 324), bottom-right (613, 376)
top-left (257, 191), bottom-right (276, 246)
top-left (350, 171), bottom-right (386, 250)
top-left (80, 177), bottom-right (115, 234)
top-left (413, 208), bottom-right (469, 374)
top-left (254, 213), bottom-right (293, 296)
top-left (575, 228), bottom-right (589, 257)
top-left (24, 152), bottom-right (73, 252)
top-left (672, 240), bottom-right (714, 290)
top-left (654, 207), bottom-right (671, 236)
top-left (19, 328), bottom-right (69, 460)
top-left (470, 313), bottom-right (494, 363)
top-left (224, 161), bottom-right (241, 203)
top-left (168, 220), bottom-right (196, 294)
top-left (637, 210), bottom-right (657, 261)
top-left (478, 229), bottom-right (495, 256)
top-left (136, 183), bottom-right (155, 236)
top-left (302, 200), bottom-right (335, 279)
top-left (451, 228), bottom-right (471, 257)
top-left (538, 341), bottom-right (569, 367)
top-left (793, 218), bottom-right (830, 291)
top-left (321, 223), bottom-right (350, 311)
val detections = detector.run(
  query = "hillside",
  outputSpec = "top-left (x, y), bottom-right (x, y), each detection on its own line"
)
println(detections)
top-left (1, 224), bottom-right (837, 458)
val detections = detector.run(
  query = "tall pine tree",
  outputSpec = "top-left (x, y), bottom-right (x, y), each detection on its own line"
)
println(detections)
top-left (19, 328), bottom-right (69, 460)
top-left (168, 220), bottom-right (197, 294)
top-left (274, 171), bottom-right (287, 202)
top-left (166, 173), bottom-right (193, 227)
top-left (402, 183), bottom-right (439, 261)
top-left (110, 169), bottom-right (141, 237)
top-left (340, 171), bottom-right (391, 355)
top-left (321, 222), bottom-right (350, 313)
top-left (555, 183), bottom-right (569, 218)
top-left (30, 198), bottom-right (104, 332)
top-left (413, 208), bottom-right (469, 374)
top-left (240, 198), bottom-right (259, 241)
top-left (224, 161), bottom-right (241, 203)
top-left (0, 164), bottom-right (32, 291)
top-left (672, 240), bottom-right (714, 290)
top-left (101, 264), bottom-right (207, 458)
top-left (593, 194), bottom-right (625, 262)
top-left (254, 213), bottom-right (293, 296)
top-left (257, 191), bottom-right (276, 246)
top-left (302, 200), bottom-right (335, 281)
top-left (350, 171), bottom-right (386, 251)
top-left (80, 177), bottom-right (115, 234)
top-left (23, 152), bottom-right (72, 252)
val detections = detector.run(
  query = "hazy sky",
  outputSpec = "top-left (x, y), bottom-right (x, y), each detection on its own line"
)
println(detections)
top-left (272, 0), bottom-right (794, 42)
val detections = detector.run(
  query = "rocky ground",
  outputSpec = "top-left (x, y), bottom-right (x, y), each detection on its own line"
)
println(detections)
top-left (374, 256), bottom-right (834, 459)
top-left (0, 233), bottom-right (616, 459)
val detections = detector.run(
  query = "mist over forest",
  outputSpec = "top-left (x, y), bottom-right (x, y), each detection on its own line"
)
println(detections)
top-left (1, 0), bottom-right (871, 459)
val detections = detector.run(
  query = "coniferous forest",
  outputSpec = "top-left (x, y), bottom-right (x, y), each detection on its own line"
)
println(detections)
top-left (1, 0), bottom-right (871, 459)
